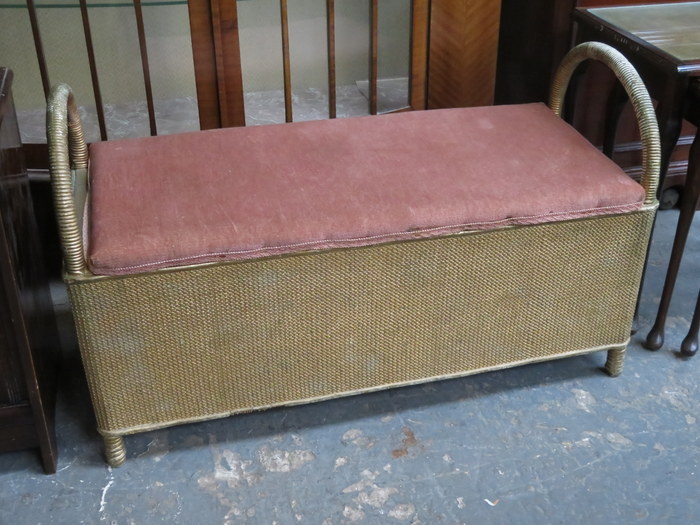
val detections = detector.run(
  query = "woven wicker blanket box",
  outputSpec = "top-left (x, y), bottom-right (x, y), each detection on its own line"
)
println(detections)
top-left (48, 43), bottom-right (659, 467)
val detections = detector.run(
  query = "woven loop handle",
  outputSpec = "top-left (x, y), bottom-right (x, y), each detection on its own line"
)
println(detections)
top-left (549, 42), bottom-right (660, 205)
top-left (47, 83), bottom-right (88, 275)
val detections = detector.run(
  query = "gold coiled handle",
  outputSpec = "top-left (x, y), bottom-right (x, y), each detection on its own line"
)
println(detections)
top-left (549, 42), bottom-right (660, 205)
top-left (47, 83), bottom-right (88, 275)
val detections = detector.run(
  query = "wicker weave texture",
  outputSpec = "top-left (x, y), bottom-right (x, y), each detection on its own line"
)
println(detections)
top-left (68, 210), bottom-right (653, 435)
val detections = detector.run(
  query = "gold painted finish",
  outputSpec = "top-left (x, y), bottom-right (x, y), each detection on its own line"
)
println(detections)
top-left (102, 434), bottom-right (126, 467)
top-left (550, 42), bottom-right (660, 205)
top-left (67, 210), bottom-right (654, 437)
top-left (47, 83), bottom-right (88, 276)
top-left (604, 346), bottom-right (627, 378)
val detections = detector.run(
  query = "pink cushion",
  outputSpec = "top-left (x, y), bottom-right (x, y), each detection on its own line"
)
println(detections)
top-left (86, 103), bottom-right (645, 276)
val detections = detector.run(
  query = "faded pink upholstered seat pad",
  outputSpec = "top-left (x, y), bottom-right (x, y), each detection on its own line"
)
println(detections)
top-left (87, 103), bottom-right (645, 276)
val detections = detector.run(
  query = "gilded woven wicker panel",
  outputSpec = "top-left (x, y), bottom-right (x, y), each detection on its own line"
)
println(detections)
top-left (68, 210), bottom-right (653, 434)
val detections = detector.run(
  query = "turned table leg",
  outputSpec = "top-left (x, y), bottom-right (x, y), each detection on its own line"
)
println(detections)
top-left (646, 126), bottom-right (700, 350)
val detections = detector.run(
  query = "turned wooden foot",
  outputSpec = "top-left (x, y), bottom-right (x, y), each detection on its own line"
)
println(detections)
top-left (682, 333), bottom-right (699, 357)
top-left (103, 435), bottom-right (126, 467)
top-left (645, 322), bottom-right (665, 351)
top-left (681, 289), bottom-right (700, 357)
top-left (604, 346), bottom-right (626, 377)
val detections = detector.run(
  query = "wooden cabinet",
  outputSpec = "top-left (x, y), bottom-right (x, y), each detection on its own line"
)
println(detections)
top-left (496, 0), bottom-right (689, 105)
top-left (0, 68), bottom-right (59, 473)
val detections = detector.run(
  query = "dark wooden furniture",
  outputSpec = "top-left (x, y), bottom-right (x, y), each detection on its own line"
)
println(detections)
top-left (496, 0), bottom-right (694, 198)
top-left (678, 85), bottom-right (700, 358)
top-left (574, 3), bottom-right (700, 190)
top-left (495, 0), bottom-right (577, 106)
top-left (0, 68), bottom-right (59, 473)
top-left (648, 80), bottom-right (700, 354)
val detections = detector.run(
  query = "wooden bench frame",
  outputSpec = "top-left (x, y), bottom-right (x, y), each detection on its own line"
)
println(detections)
top-left (48, 43), bottom-right (660, 467)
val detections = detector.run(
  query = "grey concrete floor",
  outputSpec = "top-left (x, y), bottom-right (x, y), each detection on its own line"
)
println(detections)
top-left (1, 208), bottom-right (698, 525)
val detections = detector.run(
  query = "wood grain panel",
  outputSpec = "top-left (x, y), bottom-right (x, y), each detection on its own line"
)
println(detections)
top-left (428, 0), bottom-right (501, 109)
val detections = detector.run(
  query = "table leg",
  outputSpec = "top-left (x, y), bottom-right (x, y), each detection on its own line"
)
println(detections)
top-left (645, 126), bottom-right (700, 350)
top-left (655, 83), bottom-right (689, 186)
top-left (681, 288), bottom-right (700, 357)
top-left (633, 86), bottom-right (686, 335)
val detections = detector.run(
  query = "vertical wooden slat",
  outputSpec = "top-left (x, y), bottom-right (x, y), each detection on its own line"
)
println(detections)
top-left (326, 0), bottom-right (336, 119)
top-left (133, 0), bottom-right (157, 136)
top-left (211, 0), bottom-right (229, 121)
top-left (280, 0), bottom-right (293, 123)
top-left (79, 0), bottom-right (107, 141)
top-left (209, 0), bottom-right (246, 127)
top-left (26, 0), bottom-right (50, 98)
top-left (369, 0), bottom-right (378, 115)
top-left (409, 0), bottom-right (429, 110)
top-left (187, 0), bottom-right (221, 129)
